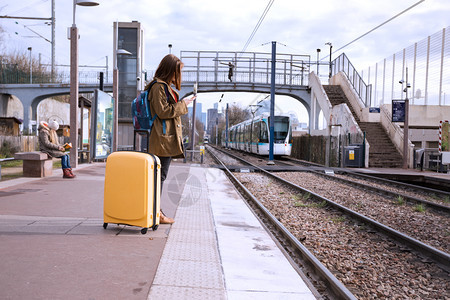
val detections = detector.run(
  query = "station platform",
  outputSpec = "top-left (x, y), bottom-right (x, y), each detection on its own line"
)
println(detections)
top-left (0, 161), bottom-right (316, 300)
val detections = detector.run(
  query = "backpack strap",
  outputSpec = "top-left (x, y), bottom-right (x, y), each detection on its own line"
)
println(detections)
top-left (148, 80), bottom-right (170, 135)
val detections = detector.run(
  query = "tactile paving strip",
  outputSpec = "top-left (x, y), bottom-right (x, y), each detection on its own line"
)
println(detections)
top-left (149, 286), bottom-right (226, 299)
top-left (148, 167), bottom-right (226, 299)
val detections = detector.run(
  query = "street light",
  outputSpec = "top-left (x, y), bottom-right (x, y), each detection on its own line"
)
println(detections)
top-left (168, 44), bottom-right (172, 54)
top-left (400, 67), bottom-right (411, 169)
top-left (69, 0), bottom-right (99, 168)
top-left (316, 48), bottom-right (321, 76)
top-left (325, 42), bottom-right (332, 80)
top-left (27, 47), bottom-right (32, 84)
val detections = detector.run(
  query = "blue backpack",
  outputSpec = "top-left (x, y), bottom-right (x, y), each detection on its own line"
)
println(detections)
top-left (131, 80), bottom-right (170, 131)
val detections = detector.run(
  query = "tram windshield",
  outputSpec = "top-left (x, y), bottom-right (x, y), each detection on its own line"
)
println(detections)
top-left (273, 116), bottom-right (290, 141)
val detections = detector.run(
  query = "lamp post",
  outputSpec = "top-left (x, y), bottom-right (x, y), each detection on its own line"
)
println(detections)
top-left (168, 44), bottom-right (172, 54)
top-left (401, 67), bottom-right (411, 169)
top-left (268, 41), bottom-right (276, 165)
top-left (27, 47), bottom-right (32, 84)
top-left (316, 48), bottom-right (321, 76)
top-left (69, 0), bottom-right (99, 169)
top-left (325, 42), bottom-right (332, 81)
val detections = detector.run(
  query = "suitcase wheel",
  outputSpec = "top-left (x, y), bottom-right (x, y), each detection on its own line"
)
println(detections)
top-left (152, 225), bottom-right (159, 231)
top-left (140, 228), bottom-right (148, 234)
top-left (103, 223), bottom-right (108, 229)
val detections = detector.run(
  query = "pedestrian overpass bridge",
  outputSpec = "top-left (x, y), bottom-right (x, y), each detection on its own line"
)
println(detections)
top-left (0, 83), bottom-right (113, 132)
top-left (0, 50), bottom-right (317, 133)
top-left (178, 51), bottom-right (312, 109)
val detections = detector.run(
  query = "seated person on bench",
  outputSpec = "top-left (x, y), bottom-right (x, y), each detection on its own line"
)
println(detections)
top-left (38, 120), bottom-right (76, 179)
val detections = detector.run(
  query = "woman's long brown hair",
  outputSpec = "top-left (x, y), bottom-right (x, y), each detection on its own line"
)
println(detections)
top-left (147, 54), bottom-right (184, 90)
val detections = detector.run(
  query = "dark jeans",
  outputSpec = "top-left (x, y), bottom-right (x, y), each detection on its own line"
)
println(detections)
top-left (61, 154), bottom-right (71, 169)
top-left (159, 156), bottom-right (172, 193)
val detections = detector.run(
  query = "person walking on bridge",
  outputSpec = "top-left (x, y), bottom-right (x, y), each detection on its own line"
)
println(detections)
top-left (38, 120), bottom-right (76, 179)
top-left (146, 54), bottom-right (195, 224)
top-left (228, 62), bottom-right (234, 82)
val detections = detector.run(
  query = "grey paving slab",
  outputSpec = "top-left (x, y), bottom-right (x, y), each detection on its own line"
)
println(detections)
top-left (0, 163), bottom-right (170, 300)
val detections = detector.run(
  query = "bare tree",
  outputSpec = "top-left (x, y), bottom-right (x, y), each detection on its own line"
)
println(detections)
top-left (228, 103), bottom-right (251, 127)
top-left (0, 24), bottom-right (4, 49)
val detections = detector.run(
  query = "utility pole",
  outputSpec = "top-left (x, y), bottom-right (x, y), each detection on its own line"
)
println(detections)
top-left (403, 67), bottom-right (410, 169)
top-left (51, 0), bottom-right (55, 81)
top-left (268, 41), bottom-right (276, 164)
top-left (190, 83), bottom-right (198, 160)
top-left (225, 103), bottom-right (229, 149)
top-left (326, 42), bottom-right (332, 80)
top-left (28, 47), bottom-right (32, 84)
top-left (316, 48), bottom-right (321, 75)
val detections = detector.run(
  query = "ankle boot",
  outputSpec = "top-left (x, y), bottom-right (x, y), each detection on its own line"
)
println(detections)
top-left (68, 168), bottom-right (76, 178)
top-left (63, 168), bottom-right (75, 179)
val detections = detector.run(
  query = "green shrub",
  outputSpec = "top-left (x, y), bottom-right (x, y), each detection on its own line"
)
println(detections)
top-left (0, 141), bottom-right (19, 158)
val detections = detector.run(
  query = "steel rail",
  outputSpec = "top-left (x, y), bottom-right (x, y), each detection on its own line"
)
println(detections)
top-left (285, 156), bottom-right (450, 198)
top-left (207, 146), bottom-right (357, 300)
top-left (211, 146), bottom-right (450, 271)
top-left (279, 160), bottom-right (450, 214)
top-left (340, 168), bottom-right (450, 198)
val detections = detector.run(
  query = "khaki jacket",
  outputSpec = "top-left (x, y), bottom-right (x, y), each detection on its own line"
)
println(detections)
top-left (148, 79), bottom-right (188, 158)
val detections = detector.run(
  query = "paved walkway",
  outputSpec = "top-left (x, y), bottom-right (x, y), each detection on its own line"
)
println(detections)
top-left (0, 163), bottom-right (176, 299)
top-left (0, 161), bottom-right (316, 300)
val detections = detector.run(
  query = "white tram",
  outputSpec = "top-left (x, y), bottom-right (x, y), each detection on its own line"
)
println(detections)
top-left (222, 113), bottom-right (292, 156)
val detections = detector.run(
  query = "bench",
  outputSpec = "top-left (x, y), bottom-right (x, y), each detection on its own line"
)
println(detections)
top-left (14, 152), bottom-right (53, 177)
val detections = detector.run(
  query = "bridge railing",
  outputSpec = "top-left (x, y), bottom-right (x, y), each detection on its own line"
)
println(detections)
top-left (331, 53), bottom-right (372, 108)
top-left (180, 51), bottom-right (311, 87)
top-left (0, 66), bottom-right (111, 85)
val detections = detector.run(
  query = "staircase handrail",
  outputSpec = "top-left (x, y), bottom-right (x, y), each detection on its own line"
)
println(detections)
top-left (331, 53), bottom-right (372, 108)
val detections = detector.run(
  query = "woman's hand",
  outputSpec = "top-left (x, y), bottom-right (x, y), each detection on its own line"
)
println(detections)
top-left (184, 95), bottom-right (196, 106)
top-left (59, 146), bottom-right (65, 151)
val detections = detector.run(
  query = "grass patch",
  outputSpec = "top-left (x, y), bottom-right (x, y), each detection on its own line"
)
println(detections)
top-left (294, 200), bottom-right (327, 208)
top-left (0, 160), bottom-right (22, 168)
top-left (413, 203), bottom-right (426, 212)
top-left (395, 196), bottom-right (405, 205)
top-left (292, 193), bottom-right (312, 207)
top-left (1, 173), bottom-right (23, 181)
top-left (53, 160), bottom-right (61, 169)
top-left (443, 196), bottom-right (450, 204)
top-left (331, 216), bottom-right (346, 223)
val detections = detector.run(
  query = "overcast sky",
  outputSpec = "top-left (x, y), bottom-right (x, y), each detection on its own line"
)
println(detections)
top-left (0, 0), bottom-right (449, 120)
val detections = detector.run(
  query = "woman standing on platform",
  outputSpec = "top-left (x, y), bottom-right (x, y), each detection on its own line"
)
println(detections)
top-left (146, 54), bottom-right (195, 224)
top-left (38, 120), bottom-right (76, 179)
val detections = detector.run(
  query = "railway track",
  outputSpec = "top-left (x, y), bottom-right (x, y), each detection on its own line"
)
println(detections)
top-left (206, 145), bottom-right (450, 299)
top-left (282, 156), bottom-right (450, 210)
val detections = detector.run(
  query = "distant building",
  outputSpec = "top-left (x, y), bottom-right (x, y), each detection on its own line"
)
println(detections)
top-left (201, 112), bottom-right (207, 130)
top-left (292, 122), bottom-right (308, 136)
top-left (188, 102), bottom-right (206, 130)
top-left (114, 21), bottom-right (145, 147)
top-left (207, 108), bottom-right (218, 135)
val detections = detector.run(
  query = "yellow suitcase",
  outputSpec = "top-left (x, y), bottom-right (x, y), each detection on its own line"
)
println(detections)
top-left (103, 151), bottom-right (161, 234)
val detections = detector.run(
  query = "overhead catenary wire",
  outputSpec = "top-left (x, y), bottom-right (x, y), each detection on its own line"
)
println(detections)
top-left (240, 0), bottom-right (275, 55)
top-left (321, 0), bottom-right (426, 60)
